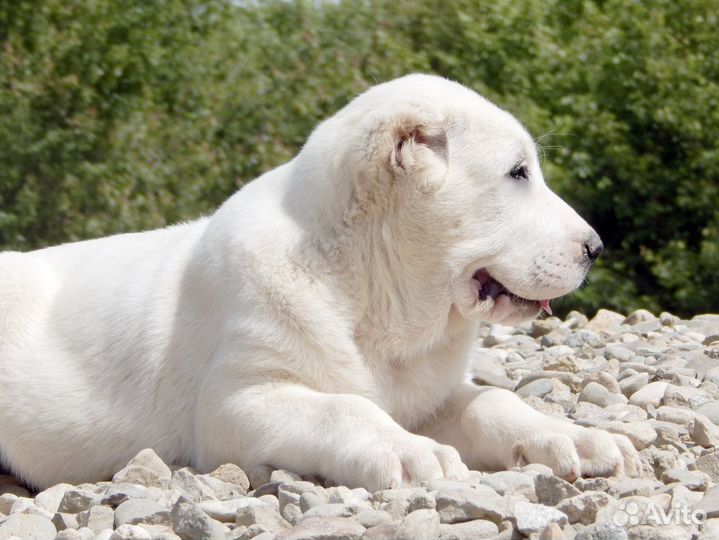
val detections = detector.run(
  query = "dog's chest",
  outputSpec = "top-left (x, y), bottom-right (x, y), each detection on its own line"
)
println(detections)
top-left (372, 340), bottom-right (472, 431)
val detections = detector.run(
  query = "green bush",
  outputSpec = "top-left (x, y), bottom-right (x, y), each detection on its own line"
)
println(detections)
top-left (1, 0), bottom-right (716, 317)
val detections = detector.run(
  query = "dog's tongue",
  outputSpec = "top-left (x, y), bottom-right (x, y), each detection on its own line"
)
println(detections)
top-left (539, 299), bottom-right (552, 315)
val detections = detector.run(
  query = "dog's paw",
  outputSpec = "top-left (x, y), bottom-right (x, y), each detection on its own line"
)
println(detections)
top-left (512, 426), bottom-right (641, 480)
top-left (512, 432), bottom-right (581, 482)
top-left (351, 433), bottom-right (469, 491)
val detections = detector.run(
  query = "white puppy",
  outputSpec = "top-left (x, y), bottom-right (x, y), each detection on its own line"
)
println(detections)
top-left (0, 74), bottom-right (640, 490)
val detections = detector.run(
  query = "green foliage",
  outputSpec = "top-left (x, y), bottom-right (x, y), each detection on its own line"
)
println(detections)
top-left (1, 0), bottom-right (717, 316)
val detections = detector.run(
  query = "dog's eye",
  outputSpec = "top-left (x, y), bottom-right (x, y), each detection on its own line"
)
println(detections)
top-left (508, 165), bottom-right (528, 181)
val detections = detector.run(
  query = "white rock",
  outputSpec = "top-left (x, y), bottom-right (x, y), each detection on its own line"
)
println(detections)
top-left (437, 519), bottom-right (498, 540)
top-left (270, 470), bottom-right (302, 484)
top-left (690, 416), bottom-right (719, 447)
top-left (170, 469), bottom-right (217, 503)
top-left (57, 489), bottom-right (99, 514)
top-left (114, 498), bottom-right (170, 527)
top-left (273, 516), bottom-right (365, 540)
top-left (629, 382), bottom-right (669, 409)
top-left (208, 464), bottom-right (250, 493)
top-left (435, 488), bottom-right (507, 525)
top-left (54, 527), bottom-right (95, 540)
top-left (578, 382), bottom-right (627, 408)
top-left (170, 500), bottom-right (227, 540)
top-left (101, 483), bottom-right (163, 506)
top-left (112, 449), bottom-right (172, 489)
top-left (77, 504), bottom-right (114, 533)
top-left (0, 513), bottom-right (56, 540)
top-left (235, 500), bottom-right (289, 532)
top-left (556, 491), bottom-right (612, 525)
top-left (196, 498), bottom-right (264, 523)
top-left (33, 484), bottom-right (73, 514)
top-left (534, 475), bottom-right (581, 506)
top-left (109, 524), bottom-right (153, 540)
top-left (394, 509), bottom-right (439, 540)
top-left (52, 512), bottom-right (79, 532)
top-left (513, 501), bottom-right (568, 535)
top-left (602, 420), bottom-right (657, 449)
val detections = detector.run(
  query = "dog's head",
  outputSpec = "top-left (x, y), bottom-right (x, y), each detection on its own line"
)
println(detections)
top-left (309, 75), bottom-right (601, 326)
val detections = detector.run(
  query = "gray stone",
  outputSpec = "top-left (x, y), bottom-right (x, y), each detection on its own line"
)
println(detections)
top-left (394, 509), bottom-right (439, 540)
top-left (585, 309), bottom-right (624, 336)
top-left (109, 524), bottom-right (153, 540)
top-left (208, 464), bottom-right (250, 493)
top-left (532, 318), bottom-right (562, 338)
top-left (601, 420), bottom-right (657, 449)
top-left (605, 345), bottom-right (636, 363)
top-left (480, 471), bottom-right (534, 497)
top-left (269, 470), bottom-right (302, 484)
top-left (578, 382), bottom-right (628, 408)
top-left (655, 406), bottom-right (697, 425)
top-left (282, 502), bottom-right (303, 525)
top-left (77, 504), bottom-right (114, 533)
top-left (52, 512), bottom-right (79, 532)
top-left (170, 469), bottom-right (217, 503)
top-left (197, 498), bottom-right (265, 523)
top-left (435, 487), bottom-right (508, 525)
top-left (112, 449), bottom-right (172, 490)
top-left (555, 491), bottom-right (612, 525)
top-left (607, 478), bottom-right (663, 498)
top-left (516, 378), bottom-right (554, 398)
top-left (361, 522), bottom-right (399, 540)
top-left (58, 489), bottom-right (100, 514)
top-left (691, 416), bottom-right (719, 447)
top-left (620, 373), bottom-right (649, 398)
top-left (299, 492), bottom-right (324, 513)
top-left (114, 498), bottom-right (170, 527)
top-left (273, 516), bottom-right (365, 540)
top-left (513, 501), bottom-right (568, 535)
top-left (235, 500), bottom-right (289, 532)
top-left (534, 475), bottom-right (581, 506)
top-left (664, 384), bottom-right (713, 409)
top-left (0, 513), bottom-right (56, 540)
top-left (574, 523), bottom-right (628, 540)
top-left (302, 503), bottom-right (355, 520)
top-left (170, 500), bottom-right (227, 540)
top-left (437, 519), bottom-right (498, 540)
top-left (195, 475), bottom-right (245, 501)
top-left (54, 528), bottom-right (95, 540)
top-left (353, 509), bottom-right (392, 529)
top-left (623, 309), bottom-right (656, 325)
top-left (693, 485), bottom-right (719, 519)
top-left (565, 329), bottom-right (603, 348)
top-left (33, 484), bottom-right (73, 514)
top-left (101, 483), bottom-right (163, 507)
top-left (629, 382), bottom-right (669, 409)
top-left (693, 452), bottom-right (719, 482)
top-left (0, 493), bottom-right (16, 515)
top-left (697, 402), bottom-right (719, 425)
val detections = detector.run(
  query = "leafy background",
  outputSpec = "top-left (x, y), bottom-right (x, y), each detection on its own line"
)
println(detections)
top-left (1, 0), bottom-right (717, 317)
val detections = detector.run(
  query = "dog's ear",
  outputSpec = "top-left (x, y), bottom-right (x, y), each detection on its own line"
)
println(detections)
top-left (389, 122), bottom-right (448, 195)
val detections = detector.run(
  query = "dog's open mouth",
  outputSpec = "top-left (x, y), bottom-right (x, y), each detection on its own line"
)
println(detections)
top-left (472, 269), bottom-right (552, 315)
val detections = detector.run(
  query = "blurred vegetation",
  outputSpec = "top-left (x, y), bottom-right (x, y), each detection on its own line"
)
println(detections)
top-left (1, 0), bottom-right (717, 317)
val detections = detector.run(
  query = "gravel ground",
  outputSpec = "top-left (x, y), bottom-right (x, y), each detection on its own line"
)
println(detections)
top-left (1, 309), bottom-right (719, 540)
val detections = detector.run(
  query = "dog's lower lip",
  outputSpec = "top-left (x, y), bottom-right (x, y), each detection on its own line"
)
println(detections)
top-left (472, 268), bottom-right (551, 313)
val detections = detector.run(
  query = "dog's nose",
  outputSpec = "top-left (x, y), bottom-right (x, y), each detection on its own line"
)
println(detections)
top-left (584, 233), bottom-right (604, 264)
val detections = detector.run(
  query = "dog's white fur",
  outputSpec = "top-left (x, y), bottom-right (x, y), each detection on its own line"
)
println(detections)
top-left (0, 75), bottom-right (640, 490)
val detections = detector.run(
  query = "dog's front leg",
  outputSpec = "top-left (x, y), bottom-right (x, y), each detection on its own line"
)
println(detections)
top-left (194, 382), bottom-right (468, 491)
top-left (419, 383), bottom-right (641, 480)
